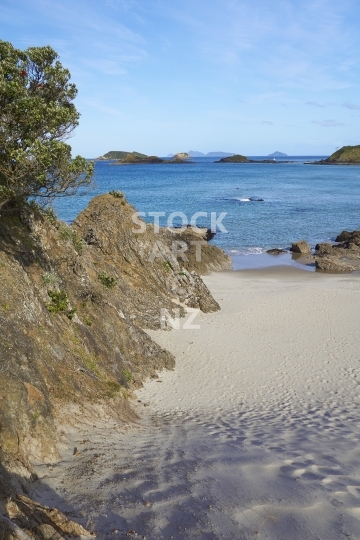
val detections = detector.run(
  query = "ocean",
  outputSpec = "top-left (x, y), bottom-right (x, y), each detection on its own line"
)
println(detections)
top-left (55, 156), bottom-right (360, 267)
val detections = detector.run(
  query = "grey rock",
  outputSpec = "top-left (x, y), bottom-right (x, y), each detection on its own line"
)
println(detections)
top-left (315, 257), bottom-right (356, 273)
top-left (291, 240), bottom-right (311, 254)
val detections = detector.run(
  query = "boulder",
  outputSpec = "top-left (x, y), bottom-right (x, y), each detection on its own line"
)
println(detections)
top-left (291, 240), bottom-right (311, 254)
top-left (266, 248), bottom-right (287, 255)
top-left (315, 242), bottom-right (347, 257)
top-left (335, 230), bottom-right (360, 245)
top-left (315, 257), bottom-right (356, 273)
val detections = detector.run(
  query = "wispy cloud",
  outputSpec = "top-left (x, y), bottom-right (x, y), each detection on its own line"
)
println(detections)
top-left (342, 101), bottom-right (360, 110)
top-left (312, 119), bottom-right (344, 127)
top-left (306, 101), bottom-right (325, 108)
top-left (261, 121), bottom-right (274, 125)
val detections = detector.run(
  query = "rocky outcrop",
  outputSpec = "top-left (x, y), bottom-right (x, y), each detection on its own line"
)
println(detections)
top-left (114, 153), bottom-right (164, 164)
top-left (215, 155), bottom-right (292, 164)
top-left (173, 152), bottom-right (190, 160)
top-left (314, 231), bottom-right (360, 273)
top-left (313, 145), bottom-right (360, 165)
top-left (266, 248), bottom-right (287, 255)
top-left (160, 226), bottom-right (232, 275)
top-left (335, 230), bottom-right (360, 244)
top-left (0, 194), bottom-right (229, 537)
top-left (215, 154), bottom-right (249, 163)
top-left (315, 257), bottom-right (356, 273)
top-left (291, 240), bottom-right (311, 254)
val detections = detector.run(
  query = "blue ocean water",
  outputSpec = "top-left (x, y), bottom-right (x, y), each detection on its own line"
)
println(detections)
top-left (55, 157), bottom-right (360, 256)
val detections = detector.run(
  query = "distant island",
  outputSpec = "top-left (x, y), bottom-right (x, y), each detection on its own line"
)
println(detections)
top-left (215, 154), bottom-right (292, 164)
top-left (312, 145), bottom-right (360, 165)
top-left (96, 151), bottom-right (148, 160)
top-left (169, 151), bottom-right (237, 158)
top-left (216, 154), bottom-right (249, 163)
top-left (267, 151), bottom-right (288, 157)
top-left (108, 152), bottom-right (192, 165)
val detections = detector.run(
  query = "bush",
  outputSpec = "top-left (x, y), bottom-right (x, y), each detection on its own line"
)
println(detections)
top-left (109, 190), bottom-right (124, 199)
top-left (0, 40), bottom-right (94, 211)
top-left (98, 271), bottom-right (117, 289)
top-left (46, 290), bottom-right (76, 319)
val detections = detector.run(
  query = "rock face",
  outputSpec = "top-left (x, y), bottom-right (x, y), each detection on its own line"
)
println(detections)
top-left (335, 230), bottom-right (360, 244)
top-left (291, 240), bottom-right (311, 254)
top-left (315, 257), bottom-right (356, 273)
top-left (160, 226), bottom-right (232, 275)
top-left (0, 194), bottom-right (230, 536)
top-left (314, 231), bottom-right (360, 273)
top-left (266, 248), bottom-right (287, 255)
top-left (173, 152), bottom-right (190, 160)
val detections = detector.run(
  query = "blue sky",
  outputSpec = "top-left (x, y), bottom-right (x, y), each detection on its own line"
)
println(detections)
top-left (1, 0), bottom-right (360, 156)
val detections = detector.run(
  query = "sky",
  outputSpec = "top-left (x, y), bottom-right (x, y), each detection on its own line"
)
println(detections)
top-left (1, 0), bottom-right (360, 157)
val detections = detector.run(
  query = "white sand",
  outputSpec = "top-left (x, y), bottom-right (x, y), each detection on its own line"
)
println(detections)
top-left (33, 267), bottom-right (360, 539)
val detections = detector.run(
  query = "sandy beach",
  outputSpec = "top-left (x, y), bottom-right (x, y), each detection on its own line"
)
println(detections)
top-left (32, 267), bottom-right (360, 539)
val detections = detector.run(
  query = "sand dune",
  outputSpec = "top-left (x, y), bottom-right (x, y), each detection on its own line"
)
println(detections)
top-left (33, 267), bottom-right (360, 539)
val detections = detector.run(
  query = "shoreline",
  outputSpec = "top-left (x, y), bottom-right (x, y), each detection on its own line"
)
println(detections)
top-left (31, 266), bottom-right (360, 539)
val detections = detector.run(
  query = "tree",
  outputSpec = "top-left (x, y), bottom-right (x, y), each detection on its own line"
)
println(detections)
top-left (0, 40), bottom-right (94, 211)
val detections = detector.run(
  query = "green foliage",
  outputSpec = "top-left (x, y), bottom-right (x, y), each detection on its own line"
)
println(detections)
top-left (41, 271), bottom-right (58, 287)
top-left (121, 369), bottom-right (133, 384)
top-left (42, 206), bottom-right (58, 225)
top-left (327, 145), bottom-right (360, 163)
top-left (81, 353), bottom-right (99, 374)
top-left (46, 289), bottom-right (76, 319)
top-left (98, 271), bottom-right (117, 289)
top-left (0, 40), bottom-right (94, 210)
top-left (105, 381), bottom-right (122, 398)
top-left (163, 261), bottom-right (172, 272)
top-left (217, 154), bottom-right (249, 163)
top-left (59, 225), bottom-right (84, 255)
top-left (103, 151), bottom-right (147, 160)
top-left (109, 190), bottom-right (124, 198)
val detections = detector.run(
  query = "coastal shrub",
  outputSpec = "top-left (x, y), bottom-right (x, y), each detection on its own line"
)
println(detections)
top-left (109, 190), bottom-right (124, 199)
top-left (0, 40), bottom-right (94, 211)
top-left (98, 271), bottom-right (117, 289)
top-left (46, 290), bottom-right (76, 319)
top-left (121, 369), bottom-right (133, 384)
top-left (42, 271), bottom-right (59, 287)
top-left (163, 261), bottom-right (172, 272)
top-left (105, 381), bottom-right (122, 398)
top-left (42, 207), bottom-right (58, 226)
top-left (59, 226), bottom-right (84, 255)
top-left (81, 353), bottom-right (99, 374)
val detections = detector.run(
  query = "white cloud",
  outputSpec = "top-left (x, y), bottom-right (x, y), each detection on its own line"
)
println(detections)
top-left (311, 119), bottom-right (344, 127)
top-left (343, 101), bottom-right (360, 110)
top-left (306, 101), bottom-right (325, 108)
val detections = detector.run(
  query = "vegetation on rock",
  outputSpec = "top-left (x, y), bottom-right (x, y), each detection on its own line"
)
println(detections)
top-left (215, 154), bottom-right (249, 163)
top-left (324, 145), bottom-right (360, 163)
top-left (99, 150), bottom-right (147, 160)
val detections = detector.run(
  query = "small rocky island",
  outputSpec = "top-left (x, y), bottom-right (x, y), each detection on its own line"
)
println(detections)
top-left (268, 151), bottom-right (287, 157)
top-left (312, 144), bottom-right (360, 165)
top-left (96, 150), bottom-right (148, 160)
top-left (100, 151), bottom-right (193, 164)
top-left (215, 154), bottom-right (292, 164)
